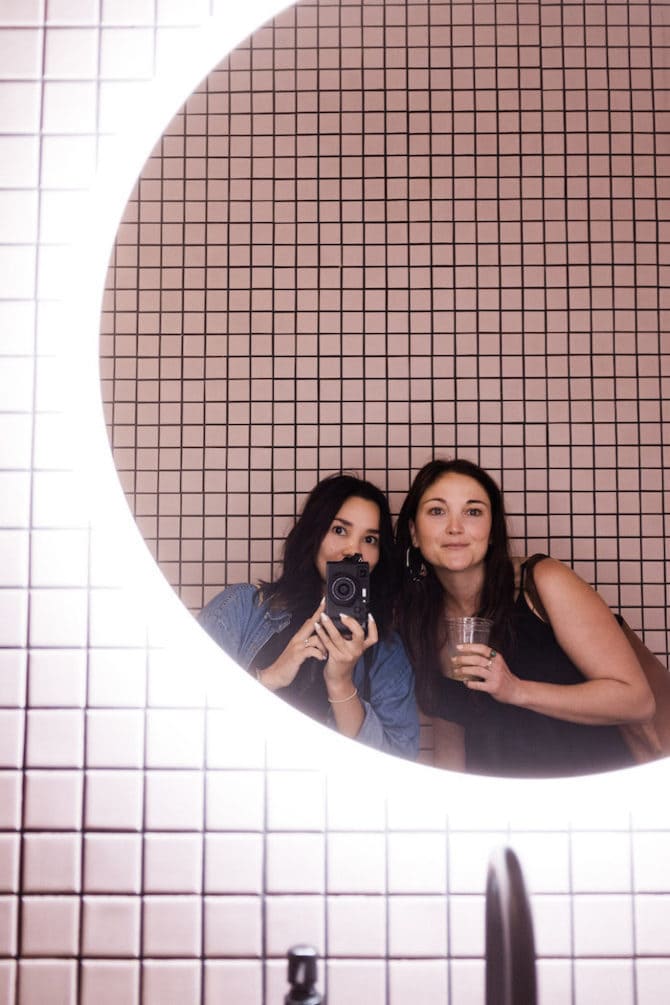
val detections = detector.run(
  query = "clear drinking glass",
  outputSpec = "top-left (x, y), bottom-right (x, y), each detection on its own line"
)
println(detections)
top-left (444, 617), bottom-right (493, 681)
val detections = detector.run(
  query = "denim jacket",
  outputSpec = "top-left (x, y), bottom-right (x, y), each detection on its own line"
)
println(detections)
top-left (199, 583), bottom-right (419, 760)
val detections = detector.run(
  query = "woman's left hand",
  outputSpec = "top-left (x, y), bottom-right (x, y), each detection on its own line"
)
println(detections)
top-left (450, 644), bottom-right (522, 705)
top-left (314, 611), bottom-right (378, 695)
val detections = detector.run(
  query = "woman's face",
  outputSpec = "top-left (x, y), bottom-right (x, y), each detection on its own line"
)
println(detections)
top-left (410, 472), bottom-right (493, 574)
top-left (315, 496), bottom-right (382, 583)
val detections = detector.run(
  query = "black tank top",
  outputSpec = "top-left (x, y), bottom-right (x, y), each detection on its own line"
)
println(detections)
top-left (434, 560), bottom-right (634, 778)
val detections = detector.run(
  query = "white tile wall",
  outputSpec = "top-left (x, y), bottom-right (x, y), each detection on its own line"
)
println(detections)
top-left (0, 3), bottom-right (669, 1003)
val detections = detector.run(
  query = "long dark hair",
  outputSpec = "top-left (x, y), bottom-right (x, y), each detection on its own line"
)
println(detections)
top-left (395, 458), bottom-right (515, 713)
top-left (261, 473), bottom-right (397, 636)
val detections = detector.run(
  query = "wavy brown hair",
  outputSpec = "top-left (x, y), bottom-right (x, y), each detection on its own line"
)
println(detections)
top-left (394, 458), bottom-right (515, 713)
top-left (261, 473), bottom-right (397, 636)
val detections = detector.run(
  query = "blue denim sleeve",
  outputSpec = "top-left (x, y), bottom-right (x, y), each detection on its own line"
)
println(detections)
top-left (197, 584), bottom-right (258, 666)
top-left (342, 631), bottom-right (420, 760)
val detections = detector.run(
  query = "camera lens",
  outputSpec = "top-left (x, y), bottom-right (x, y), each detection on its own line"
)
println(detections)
top-left (331, 575), bottom-right (356, 604)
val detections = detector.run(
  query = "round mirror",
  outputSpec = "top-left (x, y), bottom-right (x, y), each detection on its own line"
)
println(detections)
top-left (100, 0), bottom-right (669, 775)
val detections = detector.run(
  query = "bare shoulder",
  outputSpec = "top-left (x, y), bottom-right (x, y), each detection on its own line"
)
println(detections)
top-left (530, 556), bottom-right (610, 618)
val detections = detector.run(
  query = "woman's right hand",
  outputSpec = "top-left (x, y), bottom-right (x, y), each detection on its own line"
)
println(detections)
top-left (257, 600), bottom-right (328, 691)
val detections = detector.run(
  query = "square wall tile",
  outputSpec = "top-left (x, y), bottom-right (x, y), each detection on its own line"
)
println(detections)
top-left (0, 650), bottom-right (26, 707)
top-left (0, 137), bottom-right (39, 187)
top-left (143, 833), bottom-right (203, 893)
top-left (82, 896), bottom-right (141, 957)
top-left (29, 529), bottom-right (90, 588)
top-left (204, 961), bottom-right (263, 1005)
top-left (506, 832), bottom-right (571, 894)
top-left (27, 650), bottom-right (87, 707)
top-left (21, 896), bottom-right (80, 956)
top-left (0, 528), bottom-right (29, 586)
top-left (327, 833), bottom-right (386, 894)
top-left (0, 712), bottom-right (24, 769)
top-left (25, 709), bottom-right (83, 767)
top-left (449, 959), bottom-right (487, 1004)
top-left (145, 770), bottom-right (203, 830)
top-left (634, 895), bottom-right (670, 955)
top-left (88, 588), bottom-right (149, 648)
top-left (0, 590), bottom-right (28, 648)
top-left (0, 773), bottom-right (21, 830)
top-left (17, 960), bottom-right (77, 1005)
top-left (536, 960), bottom-right (574, 1005)
top-left (44, 27), bottom-right (99, 78)
top-left (326, 960), bottom-right (386, 1005)
top-left (205, 770), bottom-right (265, 831)
top-left (574, 959), bottom-right (634, 1005)
top-left (85, 770), bottom-right (143, 831)
top-left (143, 896), bottom-right (202, 957)
top-left (141, 961), bottom-right (201, 1005)
top-left (388, 959), bottom-right (448, 1005)
top-left (146, 709), bottom-right (204, 769)
top-left (0, 471), bottom-right (30, 527)
top-left (0, 961), bottom-right (15, 1005)
top-left (29, 589), bottom-right (88, 648)
top-left (80, 961), bottom-right (140, 1005)
top-left (88, 648), bottom-right (147, 706)
top-left (42, 80), bottom-right (98, 132)
top-left (633, 833), bottom-right (670, 892)
top-left (636, 960), bottom-right (670, 1005)
top-left (573, 894), bottom-right (633, 956)
top-left (205, 833), bottom-right (263, 894)
top-left (266, 832), bottom-right (325, 894)
top-left (24, 770), bottom-right (82, 830)
top-left (448, 895), bottom-right (485, 957)
top-left (206, 709), bottom-right (265, 769)
top-left (571, 831), bottom-right (632, 893)
top-left (326, 770), bottom-right (387, 831)
top-left (265, 895), bottom-right (324, 956)
top-left (0, 82), bottom-right (41, 133)
top-left (0, 835), bottom-right (19, 893)
top-left (327, 895), bottom-right (386, 957)
top-left (0, 897), bottom-right (18, 956)
top-left (448, 833), bottom-right (508, 894)
top-left (22, 833), bottom-right (81, 892)
top-left (531, 895), bottom-right (572, 956)
top-left (387, 833), bottom-right (447, 894)
top-left (266, 770), bottom-right (326, 831)
top-left (83, 834), bottom-right (142, 893)
top-left (389, 895), bottom-right (448, 959)
top-left (86, 709), bottom-right (145, 768)
top-left (204, 895), bottom-right (262, 956)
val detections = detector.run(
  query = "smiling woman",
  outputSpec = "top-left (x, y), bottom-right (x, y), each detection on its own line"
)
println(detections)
top-left (99, 0), bottom-right (670, 777)
top-left (197, 473), bottom-right (420, 758)
top-left (395, 457), bottom-right (658, 778)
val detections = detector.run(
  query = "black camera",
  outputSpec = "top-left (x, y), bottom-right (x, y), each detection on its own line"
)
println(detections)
top-left (325, 554), bottom-right (370, 638)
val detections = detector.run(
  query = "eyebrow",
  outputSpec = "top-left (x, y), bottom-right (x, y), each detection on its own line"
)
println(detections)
top-left (333, 517), bottom-right (380, 533)
top-left (423, 496), bottom-right (490, 507)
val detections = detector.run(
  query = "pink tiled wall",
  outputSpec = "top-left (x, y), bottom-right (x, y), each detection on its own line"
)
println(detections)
top-left (101, 0), bottom-right (669, 671)
top-left (1, 2), bottom-right (670, 1004)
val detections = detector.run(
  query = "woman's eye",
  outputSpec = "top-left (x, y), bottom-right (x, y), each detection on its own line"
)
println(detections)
top-left (427, 506), bottom-right (444, 516)
top-left (466, 508), bottom-right (483, 517)
top-left (365, 535), bottom-right (380, 547)
top-left (332, 524), bottom-right (346, 536)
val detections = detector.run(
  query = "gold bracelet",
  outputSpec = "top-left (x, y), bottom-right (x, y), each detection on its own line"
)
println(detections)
top-left (328, 687), bottom-right (358, 704)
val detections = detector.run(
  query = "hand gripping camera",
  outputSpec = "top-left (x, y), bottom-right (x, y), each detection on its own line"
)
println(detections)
top-left (325, 553), bottom-right (370, 638)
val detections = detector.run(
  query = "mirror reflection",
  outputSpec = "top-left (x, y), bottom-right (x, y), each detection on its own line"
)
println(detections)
top-left (100, 0), bottom-right (669, 777)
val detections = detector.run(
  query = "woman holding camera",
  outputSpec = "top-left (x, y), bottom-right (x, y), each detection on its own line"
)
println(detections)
top-left (199, 474), bottom-right (420, 759)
